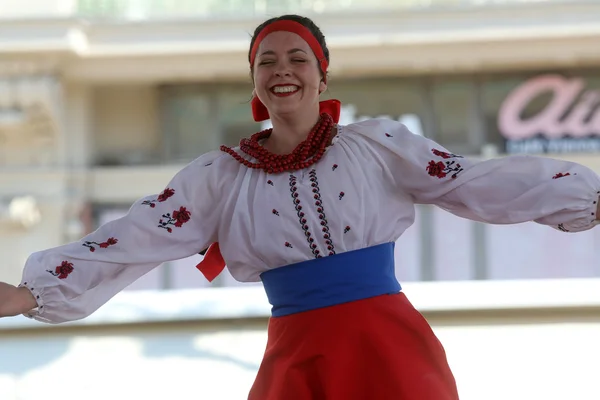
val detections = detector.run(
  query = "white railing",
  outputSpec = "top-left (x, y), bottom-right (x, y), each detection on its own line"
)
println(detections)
top-left (0, 0), bottom-right (576, 20)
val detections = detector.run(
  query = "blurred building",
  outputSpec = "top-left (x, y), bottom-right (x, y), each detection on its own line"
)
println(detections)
top-left (1, 0), bottom-right (600, 287)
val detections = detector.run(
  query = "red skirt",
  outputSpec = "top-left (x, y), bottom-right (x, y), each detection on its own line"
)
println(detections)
top-left (248, 292), bottom-right (459, 400)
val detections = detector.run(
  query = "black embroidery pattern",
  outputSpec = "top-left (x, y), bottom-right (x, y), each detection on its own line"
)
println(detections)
top-left (557, 223), bottom-right (569, 232)
top-left (82, 237), bottom-right (118, 252)
top-left (289, 174), bottom-right (318, 256)
top-left (309, 170), bottom-right (335, 256)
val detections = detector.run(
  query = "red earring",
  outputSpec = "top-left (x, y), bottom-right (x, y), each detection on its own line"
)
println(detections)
top-left (251, 95), bottom-right (271, 122)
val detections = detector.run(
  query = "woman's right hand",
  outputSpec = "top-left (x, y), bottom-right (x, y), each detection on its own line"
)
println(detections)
top-left (0, 282), bottom-right (37, 318)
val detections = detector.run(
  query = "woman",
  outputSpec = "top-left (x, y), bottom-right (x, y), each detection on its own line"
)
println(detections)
top-left (1, 14), bottom-right (599, 399)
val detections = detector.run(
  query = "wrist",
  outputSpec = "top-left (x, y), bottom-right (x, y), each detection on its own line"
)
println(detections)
top-left (16, 286), bottom-right (38, 314)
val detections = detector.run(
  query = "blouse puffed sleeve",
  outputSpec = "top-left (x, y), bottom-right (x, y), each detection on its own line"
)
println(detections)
top-left (19, 151), bottom-right (226, 324)
top-left (348, 119), bottom-right (600, 233)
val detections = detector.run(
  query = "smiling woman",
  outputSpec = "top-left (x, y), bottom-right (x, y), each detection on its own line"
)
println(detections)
top-left (3, 13), bottom-right (600, 400)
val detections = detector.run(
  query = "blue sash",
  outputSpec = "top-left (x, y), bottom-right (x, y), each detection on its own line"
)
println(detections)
top-left (260, 242), bottom-right (401, 317)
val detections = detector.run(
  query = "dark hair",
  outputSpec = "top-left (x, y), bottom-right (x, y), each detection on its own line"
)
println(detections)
top-left (248, 14), bottom-right (330, 73)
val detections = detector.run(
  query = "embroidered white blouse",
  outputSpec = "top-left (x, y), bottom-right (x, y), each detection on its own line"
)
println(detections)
top-left (19, 119), bottom-right (600, 323)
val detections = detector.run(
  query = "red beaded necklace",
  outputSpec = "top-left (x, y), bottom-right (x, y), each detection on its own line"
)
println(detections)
top-left (221, 113), bottom-right (335, 174)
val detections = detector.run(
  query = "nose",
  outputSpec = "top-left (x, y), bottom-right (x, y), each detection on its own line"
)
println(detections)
top-left (275, 70), bottom-right (292, 78)
top-left (274, 62), bottom-right (292, 78)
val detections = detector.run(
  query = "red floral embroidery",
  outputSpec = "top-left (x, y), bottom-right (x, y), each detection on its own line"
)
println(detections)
top-left (385, 133), bottom-right (393, 138)
top-left (157, 188), bottom-right (175, 202)
top-left (47, 261), bottom-right (74, 279)
top-left (432, 148), bottom-right (463, 159)
top-left (344, 226), bottom-right (351, 234)
top-left (143, 188), bottom-right (176, 208)
top-left (426, 160), bottom-right (463, 179)
top-left (427, 161), bottom-right (447, 178)
top-left (332, 164), bottom-right (338, 171)
top-left (553, 173), bottom-right (571, 179)
top-left (83, 237), bottom-right (118, 252)
top-left (285, 242), bottom-right (293, 248)
top-left (159, 206), bottom-right (191, 232)
top-left (272, 209), bottom-right (280, 216)
top-left (100, 237), bottom-right (118, 248)
top-left (173, 207), bottom-right (191, 227)
top-left (267, 180), bottom-right (274, 186)
top-left (339, 192), bottom-right (345, 200)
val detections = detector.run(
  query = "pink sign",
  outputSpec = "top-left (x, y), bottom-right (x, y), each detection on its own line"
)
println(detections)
top-left (498, 74), bottom-right (600, 140)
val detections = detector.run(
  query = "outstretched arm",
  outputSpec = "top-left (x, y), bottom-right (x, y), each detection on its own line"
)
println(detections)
top-left (12, 151), bottom-right (225, 324)
top-left (350, 119), bottom-right (600, 233)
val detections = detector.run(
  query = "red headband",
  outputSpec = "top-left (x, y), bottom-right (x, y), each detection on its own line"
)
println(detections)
top-left (249, 19), bottom-right (340, 123)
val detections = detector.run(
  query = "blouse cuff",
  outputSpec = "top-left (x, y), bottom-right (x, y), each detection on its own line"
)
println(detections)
top-left (558, 190), bottom-right (600, 233)
top-left (17, 281), bottom-right (44, 320)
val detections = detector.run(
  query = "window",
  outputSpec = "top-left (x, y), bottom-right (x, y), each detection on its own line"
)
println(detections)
top-left (481, 74), bottom-right (533, 152)
top-left (216, 84), bottom-right (262, 147)
top-left (326, 77), bottom-right (429, 136)
top-left (430, 78), bottom-right (481, 154)
top-left (160, 83), bottom-right (261, 163)
top-left (160, 87), bottom-right (217, 163)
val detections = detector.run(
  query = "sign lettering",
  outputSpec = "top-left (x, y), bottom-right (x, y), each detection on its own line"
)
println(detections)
top-left (498, 74), bottom-right (600, 140)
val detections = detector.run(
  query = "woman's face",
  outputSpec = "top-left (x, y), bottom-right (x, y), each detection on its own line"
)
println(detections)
top-left (252, 31), bottom-right (326, 119)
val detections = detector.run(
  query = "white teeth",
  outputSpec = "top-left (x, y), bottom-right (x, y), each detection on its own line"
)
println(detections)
top-left (272, 86), bottom-right (299, 93)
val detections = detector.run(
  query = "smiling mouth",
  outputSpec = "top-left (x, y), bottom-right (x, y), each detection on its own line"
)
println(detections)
top-left (270, 85), bottom-right (300, 97)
